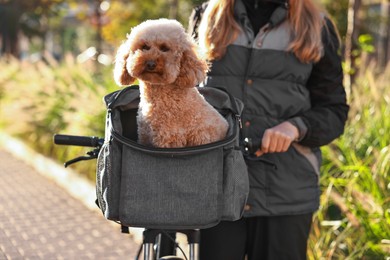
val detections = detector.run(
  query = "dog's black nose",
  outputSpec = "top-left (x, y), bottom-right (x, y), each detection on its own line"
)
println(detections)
top-left (145, 60), bottom-right (156, 71)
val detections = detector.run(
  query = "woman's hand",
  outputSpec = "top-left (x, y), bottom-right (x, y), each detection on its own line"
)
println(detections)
top-left (255, 121), bottom-right (299, 157)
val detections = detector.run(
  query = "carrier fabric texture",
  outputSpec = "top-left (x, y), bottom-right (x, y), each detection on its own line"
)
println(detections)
top-left (96, 85), bottom-right (249, 229)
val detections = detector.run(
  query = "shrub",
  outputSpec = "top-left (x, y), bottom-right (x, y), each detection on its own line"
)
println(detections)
top-left (0, 56), bottom-right (118, 180)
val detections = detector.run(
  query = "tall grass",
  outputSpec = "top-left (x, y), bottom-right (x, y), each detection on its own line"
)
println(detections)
top-left (308, 64), bottom-right (390, 259)
top-left (0, 56), bottom-right (118, 179)
top-left (0, 57), bottom-right (389, 258)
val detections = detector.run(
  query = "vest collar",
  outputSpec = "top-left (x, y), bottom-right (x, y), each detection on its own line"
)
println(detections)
top-left (234, 0), bottom-right (288, 35)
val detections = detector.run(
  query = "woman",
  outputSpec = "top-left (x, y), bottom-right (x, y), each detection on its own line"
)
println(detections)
top-left (188, 0), bottom-right (349, 259)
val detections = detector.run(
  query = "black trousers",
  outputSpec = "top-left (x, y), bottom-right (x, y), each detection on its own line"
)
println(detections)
top-left (199, 213), bottom-right (313, 260)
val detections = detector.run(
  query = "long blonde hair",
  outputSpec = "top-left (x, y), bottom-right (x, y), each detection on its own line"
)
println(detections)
top-left (198, 0), bottom-right (325, 63)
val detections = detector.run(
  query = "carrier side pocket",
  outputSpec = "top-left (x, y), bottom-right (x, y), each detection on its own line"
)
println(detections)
top-left (96, 140), bottom-right (122, 221)
top-left (221, 146), bottom-right (249, 221)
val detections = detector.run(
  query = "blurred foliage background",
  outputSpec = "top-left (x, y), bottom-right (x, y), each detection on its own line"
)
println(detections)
top-left (0, 0), bottom-right (203, 59)
top-left (0, 0), bottom-right (389, 259)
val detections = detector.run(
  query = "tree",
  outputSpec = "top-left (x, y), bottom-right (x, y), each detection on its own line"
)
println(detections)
top-left (0, 1), bottom-right (22, 56)
top-left (343, 0), bottom-right (362, 96)
top-left (101, 0), bottom-right (196, 47)
top-left (0, 0), bottom-right (65, 57)
top-left (322, 0), bottom-right (349, 38)
top-left (378, 0), bottom-right (389, 68)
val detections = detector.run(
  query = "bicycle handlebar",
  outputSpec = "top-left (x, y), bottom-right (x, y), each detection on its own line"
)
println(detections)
top-left (54, 134), bottom-right (104, 148)
top-left (53, 134), bottom-right (104, 167)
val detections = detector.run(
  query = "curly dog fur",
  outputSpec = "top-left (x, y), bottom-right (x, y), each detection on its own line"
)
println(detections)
top-left (113, 19), bottom-right (228, 148)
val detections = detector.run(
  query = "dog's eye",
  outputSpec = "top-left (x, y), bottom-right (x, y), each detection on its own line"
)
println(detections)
top-left (159, 45), bottom-right (170, 52)
top-left (141, 44), bottom-right (150, 51)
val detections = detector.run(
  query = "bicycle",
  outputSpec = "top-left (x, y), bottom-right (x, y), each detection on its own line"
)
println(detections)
top-left (53, 134), bottom-right (200, 260)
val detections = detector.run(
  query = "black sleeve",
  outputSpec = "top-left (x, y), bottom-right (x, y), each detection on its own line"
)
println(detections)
top-left (299, 17), bottom-right (349, 147)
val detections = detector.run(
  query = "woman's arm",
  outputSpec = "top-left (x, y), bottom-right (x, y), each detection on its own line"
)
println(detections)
top-left (295, 17), bottom-right (349, 147)
top-left (256, 17), bottom-right (349, 155)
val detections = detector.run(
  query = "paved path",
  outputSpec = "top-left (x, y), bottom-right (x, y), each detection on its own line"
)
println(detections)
top-left (0, 149), bottom-right (140, 259)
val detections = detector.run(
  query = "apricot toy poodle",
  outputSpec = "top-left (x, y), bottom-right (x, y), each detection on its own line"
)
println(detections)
top-left (113, 19), bottom-right (228, 148)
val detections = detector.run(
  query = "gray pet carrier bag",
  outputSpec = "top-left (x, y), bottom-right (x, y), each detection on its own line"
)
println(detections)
top-left (96, 85), bottom-right (249, 229)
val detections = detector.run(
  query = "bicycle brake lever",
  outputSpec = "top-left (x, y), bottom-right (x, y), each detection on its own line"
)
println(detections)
top-left (86, 148), bottom-right (100, 158)
top-left (64, 156), bottom-right (96, 168)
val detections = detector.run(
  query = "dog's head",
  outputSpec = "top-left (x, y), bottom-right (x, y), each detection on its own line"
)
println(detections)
top-left (114, 19), bottom-right (208, 87)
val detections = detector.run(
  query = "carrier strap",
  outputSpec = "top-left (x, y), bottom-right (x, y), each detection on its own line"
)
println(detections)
top-left (106, 85), bottom-right (140, 110)
top-left (199, 86), bottom-right (243, 117)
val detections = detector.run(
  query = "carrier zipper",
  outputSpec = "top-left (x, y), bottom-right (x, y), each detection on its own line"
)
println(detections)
top-left (108, 86), bottom-right (241, 156)
top-left (111, 115), bottom-right (239, 156)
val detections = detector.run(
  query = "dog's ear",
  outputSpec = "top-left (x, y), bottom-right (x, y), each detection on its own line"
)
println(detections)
top-left (175, 44), bottom-right (208, 88)
top-left (114, 41), bottom-right (135, 86)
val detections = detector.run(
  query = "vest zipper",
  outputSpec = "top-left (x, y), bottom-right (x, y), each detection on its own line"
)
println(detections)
top-left (256, 24), bottom-right (271, 48)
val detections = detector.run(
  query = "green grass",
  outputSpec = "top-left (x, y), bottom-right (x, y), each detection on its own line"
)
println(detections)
top-left (0, 57), bottom-right (389, 258)
top-left (308, 65), bottom-right (390, 259)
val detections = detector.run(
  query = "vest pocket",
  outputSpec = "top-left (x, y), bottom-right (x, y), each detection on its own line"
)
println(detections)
top-left (291, 143), bottom-right (322, 179)
top-left (265, 145), bottom-right (320, 208)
